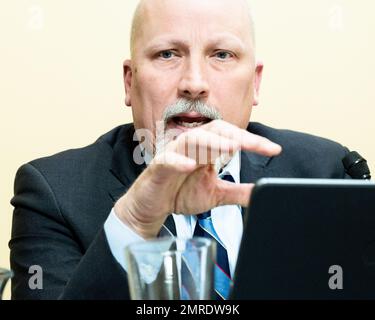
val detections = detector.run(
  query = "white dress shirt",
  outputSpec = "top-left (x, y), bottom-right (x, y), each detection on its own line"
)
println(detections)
top-left (104, 151), bottom-right (243, 277)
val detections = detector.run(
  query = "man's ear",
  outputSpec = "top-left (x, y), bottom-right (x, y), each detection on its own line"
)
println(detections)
top-left (123, 59), bottom-right (133, 107)
top-left (253, 61), bottom-right (264, 106)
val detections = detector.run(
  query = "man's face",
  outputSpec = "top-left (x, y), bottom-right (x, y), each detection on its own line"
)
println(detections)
top-left (124, 0), bottom-right (263, 146)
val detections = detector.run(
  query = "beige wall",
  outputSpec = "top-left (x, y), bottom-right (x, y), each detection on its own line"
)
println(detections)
top-left (1, 0), bottom-right (374, 300)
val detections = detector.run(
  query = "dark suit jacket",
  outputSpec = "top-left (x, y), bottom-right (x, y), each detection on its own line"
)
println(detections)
top-left (9, 122), bottom-right (350, 299)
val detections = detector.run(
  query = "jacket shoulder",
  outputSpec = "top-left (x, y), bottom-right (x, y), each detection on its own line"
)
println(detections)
top-left (249, 122), bottom-right (347, 151)
top-left (27, 124), bottom-right (131, 172)
top-left (248, 122), bottom-right (349, 178)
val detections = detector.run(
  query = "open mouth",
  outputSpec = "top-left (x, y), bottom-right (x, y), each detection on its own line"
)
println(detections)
top-left (167, 112), bottom-right (213, 129)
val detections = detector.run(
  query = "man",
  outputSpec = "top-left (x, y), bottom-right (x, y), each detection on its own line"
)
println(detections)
top-left (9, 0), bottom-right (350, 300)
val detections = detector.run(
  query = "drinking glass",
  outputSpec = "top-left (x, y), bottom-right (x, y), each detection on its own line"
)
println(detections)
top-left (125, 237), bottom-right (215, 300)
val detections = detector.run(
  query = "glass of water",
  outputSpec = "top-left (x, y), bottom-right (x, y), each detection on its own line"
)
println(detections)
top-left (125, 237), bottom-right (216, 300)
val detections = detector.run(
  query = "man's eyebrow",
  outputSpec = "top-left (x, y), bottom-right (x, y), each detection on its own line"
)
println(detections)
top-left (144, 34), bottom-right (247, 52)
top-left (144, 38), bottom-right (189, 52)
top-left (208, 34), bottom-right (247, 51)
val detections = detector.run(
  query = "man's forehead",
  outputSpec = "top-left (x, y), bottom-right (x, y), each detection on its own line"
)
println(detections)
top-left (131, 0), bottom-right (254, 52)
top-left (139, 0), bottom-right (251, 25)
top-left (138, 0), bottom-right (250, 11)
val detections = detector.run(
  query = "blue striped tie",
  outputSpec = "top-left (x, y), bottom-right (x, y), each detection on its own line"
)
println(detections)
top-left (193, 174), bottom-right (234, 300)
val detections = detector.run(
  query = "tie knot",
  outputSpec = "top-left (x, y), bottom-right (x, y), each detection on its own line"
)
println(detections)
top-left (197, 211), bottom-right (211, 220)
top-left (221, 173), bottom-right (235, 183)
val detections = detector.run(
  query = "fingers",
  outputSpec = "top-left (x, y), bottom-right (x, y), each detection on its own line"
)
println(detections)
top-left (166, 128), bottom-right (240, 164)
top-left (204, 120), bottom-right (282, 157)
top-left (151, 151), bottom-right (197, 173)
top-left (163, 120), bottom-right (282, 166)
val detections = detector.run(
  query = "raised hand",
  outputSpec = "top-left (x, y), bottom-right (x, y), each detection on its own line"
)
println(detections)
top-left (115, 120), bottom-right (282, 239)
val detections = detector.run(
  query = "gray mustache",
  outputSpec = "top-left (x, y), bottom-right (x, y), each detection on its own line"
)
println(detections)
top-left (162, 99), bottom-right (222, 123)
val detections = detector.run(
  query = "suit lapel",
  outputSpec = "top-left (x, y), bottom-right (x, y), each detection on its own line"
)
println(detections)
top-left (108, 124), bottom-right (178, 236)
top-left (109, 125), bottom-right (146, 197)
top-left (160, 216), bottom-right (177, 237)
top-left (239, 147), bottom-right (273, 218)
top-left (240, 151), bottom-right (271, 184)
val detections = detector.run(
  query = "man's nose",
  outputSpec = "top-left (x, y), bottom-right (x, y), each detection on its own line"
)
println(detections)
top-left (177, 58), bottom-right (209, 100)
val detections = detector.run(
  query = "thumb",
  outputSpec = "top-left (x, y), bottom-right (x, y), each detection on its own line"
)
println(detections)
top-left (217, 180), bottom-right (254, 207)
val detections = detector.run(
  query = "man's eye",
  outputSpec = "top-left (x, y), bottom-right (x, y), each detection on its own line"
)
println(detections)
top-left (158, 50), bottom-right (175, 59)
top-left (215, 51), bottom-right (233, 60)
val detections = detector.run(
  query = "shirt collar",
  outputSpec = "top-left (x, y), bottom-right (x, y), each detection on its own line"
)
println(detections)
top-left (218, 151), bottom-right (240, 184)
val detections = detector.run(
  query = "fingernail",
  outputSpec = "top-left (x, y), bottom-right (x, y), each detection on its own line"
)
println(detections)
top-left (272, 143), bottom-right (282, 153)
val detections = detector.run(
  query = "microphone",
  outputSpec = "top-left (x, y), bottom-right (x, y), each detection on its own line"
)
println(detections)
top-left (342, 151), bottom-right (371, 180)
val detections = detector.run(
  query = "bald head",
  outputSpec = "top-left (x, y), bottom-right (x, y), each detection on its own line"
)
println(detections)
top-left (130, 0), bottom-right (256, 58)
